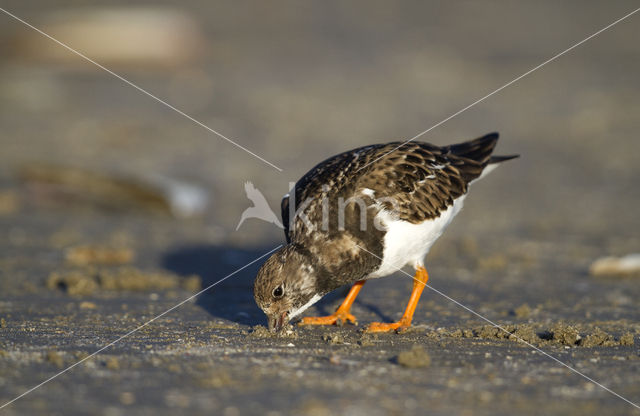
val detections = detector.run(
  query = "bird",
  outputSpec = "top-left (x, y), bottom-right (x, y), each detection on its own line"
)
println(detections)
top-left (236, 181), bottom-right (284, 230)
top-left (253, 132), bottom-right (518, 332)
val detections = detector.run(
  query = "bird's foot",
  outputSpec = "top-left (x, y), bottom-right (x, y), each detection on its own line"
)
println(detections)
top-left (366, 318), bottom-right (411, 333)
top-left (298, 311), bottom-right (357, 327)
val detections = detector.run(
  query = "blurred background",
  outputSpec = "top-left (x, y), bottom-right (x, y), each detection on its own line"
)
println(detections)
top-left (0, 2), bottom-right (639, 414)
top-left (1, 0), bottom-right (637, 248)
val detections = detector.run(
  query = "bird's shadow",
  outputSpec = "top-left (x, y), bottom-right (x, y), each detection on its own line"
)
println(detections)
top-left (162, 244), bottom-right (393, 326)
top-left (162, 244), bottom-right (269, 326)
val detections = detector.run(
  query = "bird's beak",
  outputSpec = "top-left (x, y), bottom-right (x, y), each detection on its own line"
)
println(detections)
top-left (268, 311), bottom-right (288, 332)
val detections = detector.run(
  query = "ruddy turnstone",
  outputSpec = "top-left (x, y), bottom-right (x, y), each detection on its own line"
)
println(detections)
top-left (253, 132), bottom-right (518, 332)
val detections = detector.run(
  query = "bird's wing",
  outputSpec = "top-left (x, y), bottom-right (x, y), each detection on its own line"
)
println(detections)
top-left (281, 194), bottom-right (293, 243)
top-left (284, 133), bottom-right (501, 238)
top-left (281, 147), bottom-right (362, 243)
top-left (355, 133), bottom-right (500, 223)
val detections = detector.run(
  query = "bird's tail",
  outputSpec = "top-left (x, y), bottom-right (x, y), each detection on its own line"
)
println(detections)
top-left (488, 154), bottom-right (520, 164)
top-left (449, 132), bottom-right (519, 165)
top-left (448, 132), bottom-right (499, 164)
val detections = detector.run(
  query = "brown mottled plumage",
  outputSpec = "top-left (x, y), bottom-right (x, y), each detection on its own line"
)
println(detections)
top-left (254, 132), bottom-right (518, 332)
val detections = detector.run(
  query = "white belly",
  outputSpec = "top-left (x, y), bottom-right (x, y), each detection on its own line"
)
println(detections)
top-left (368, 195), bottom-right (466, 278)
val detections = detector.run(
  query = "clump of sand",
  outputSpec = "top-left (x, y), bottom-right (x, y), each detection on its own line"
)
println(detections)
top-left (322, 333), bottom-right (345, 345)
top-left (434, 323), bottom-right (634, 348)
top-left (550, 323), bottom-right (581, 346)
top-left (105, 356), bottom-right (120, 370)
top-left (47, 271), bottom-right (98, 296)
top-left (248, 324), bottom-right (298, 339)
top-left (582, 328), bottom-right (635, 347)
top-left (511, 303), bottom-right (532, 318)
top-left (46, 350), bottom-right (64, 368)
top-left (396, 345), bottom-right (431, 368)
top-left (65, 245), bottom-right (134, 266)
top-left (248, 325), bottom-right (272, 339)
top-left (47, 267), bottom-right (200, 295)
top-left (473, 324), bottom-right (540, 344)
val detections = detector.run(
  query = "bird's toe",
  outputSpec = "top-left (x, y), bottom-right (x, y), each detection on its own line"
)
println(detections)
top-left (366, 321), bottom-right (410, 333)
top-left (298, 311), bottom-right (358, 327)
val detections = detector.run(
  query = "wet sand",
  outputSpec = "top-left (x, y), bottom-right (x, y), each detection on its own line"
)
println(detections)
top-left (1, 1), bottom-right (639, 415)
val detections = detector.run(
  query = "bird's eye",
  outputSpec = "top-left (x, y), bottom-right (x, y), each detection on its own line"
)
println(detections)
top-left (272, 285), bottom-right (284, 298)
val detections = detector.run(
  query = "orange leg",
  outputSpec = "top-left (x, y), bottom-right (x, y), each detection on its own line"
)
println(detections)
top-left (299, 280), bottom-right (366, 326)
top-left (367, 266), bottom-right (429, 333)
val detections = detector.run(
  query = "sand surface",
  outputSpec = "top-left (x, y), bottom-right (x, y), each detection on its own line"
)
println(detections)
top-left (0, 1), bottom-right (639, 415)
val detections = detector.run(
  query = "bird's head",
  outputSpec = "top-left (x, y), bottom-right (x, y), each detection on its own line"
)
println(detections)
top-left (253, 244), bottom-right (321, 332)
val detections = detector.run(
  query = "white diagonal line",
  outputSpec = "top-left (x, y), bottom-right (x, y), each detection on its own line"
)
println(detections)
top-left (0, 244), bottom-right (282, 411)
top-left (0, 7), bottom-right (283, 172)
top-left (354, 243), bottom-right (640, 411)
top-left (357, 6), bottom-right (640, 172)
